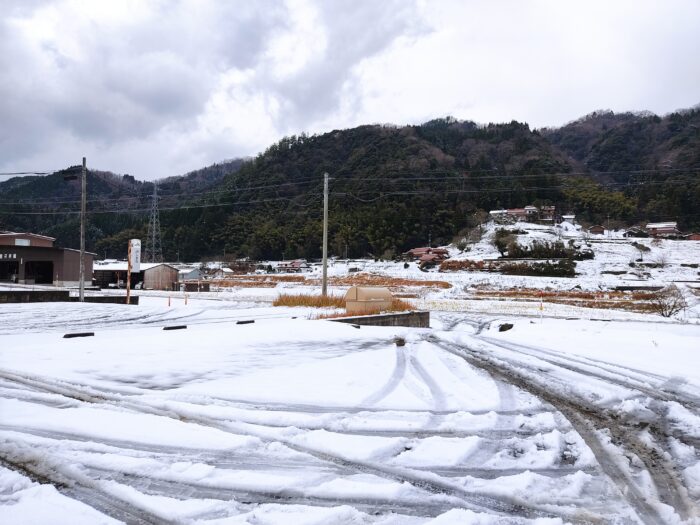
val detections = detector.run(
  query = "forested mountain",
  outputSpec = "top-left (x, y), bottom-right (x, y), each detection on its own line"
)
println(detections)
top-left (0, 159), bottom-right (243, 258)
top-left (541, 106), bottom-right (700, 226)
top-left (1, 107), bottom-right (698, 261)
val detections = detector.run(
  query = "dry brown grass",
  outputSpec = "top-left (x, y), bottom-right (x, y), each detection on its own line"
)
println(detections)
top-left (473, 289), bottom-right (657, 301)
top-left (317, 273), bottom-right (451, 290)
top-left (211, 275), bottom-right (307, 288)
top-left (314, 298), bottom-right (415, 319)
top-left (273, 293), bottom-right (345, 308)
top-left (471, 288), bottom-right (659, 313)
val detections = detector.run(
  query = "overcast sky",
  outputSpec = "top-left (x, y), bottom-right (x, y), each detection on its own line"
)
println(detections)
top-left (1, 0), bottom-right (699, 181)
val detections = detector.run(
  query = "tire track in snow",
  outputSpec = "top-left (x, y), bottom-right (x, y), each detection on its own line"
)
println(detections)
top-left (431, 337), bottom-right (698, 525)
top-left (359, 345), bottom-right (407, 407)
top-left (480, 336), bottom-right (700, 409)
top-left (0, 446), bottom-right (169, 525)
top-left (0, 367), bottom-right (585, 522)
top-left (169, 393), bottom-right (541, 416)
top-left (408, 352), bottom-right (447, 411)
top-left (83, 467), bottom-right (461, 519)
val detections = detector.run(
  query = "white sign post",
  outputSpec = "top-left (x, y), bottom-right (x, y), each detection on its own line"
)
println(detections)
top-left (126, 239), bottom-right (141, 304)
top-left (130, 239), bottom-right (141, 273)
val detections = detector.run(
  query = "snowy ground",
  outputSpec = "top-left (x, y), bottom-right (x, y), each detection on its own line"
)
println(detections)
top-left (1, 291), bottom-right (699, 524)
top-left (1, 224), bottom-right (699, 523)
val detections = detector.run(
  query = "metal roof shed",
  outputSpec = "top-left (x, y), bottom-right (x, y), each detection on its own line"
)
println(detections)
top-left (344, 286), bottom-right (393, 315)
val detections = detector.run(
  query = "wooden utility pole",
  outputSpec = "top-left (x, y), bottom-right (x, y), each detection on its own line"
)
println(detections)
top-left (79, 157), bottom-right (86, 302)
top-left (321, 172), bottom-right (329, 297)
top-left (126, 241), bottom-right (132, 305)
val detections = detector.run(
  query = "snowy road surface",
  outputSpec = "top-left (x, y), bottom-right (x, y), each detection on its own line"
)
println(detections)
top-left (0, 301), bottom-right (699, 524)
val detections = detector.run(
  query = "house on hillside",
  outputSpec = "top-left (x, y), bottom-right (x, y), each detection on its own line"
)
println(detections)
top-left (178, 267), bottom-right (205, 282)
top-left (539, 206), bottom-right (556, 223)
top-left (276, 259), bottom-right (311, 273)
top-left (623, 227), bottom-right (648, 238)
top-left (561, 214), bottom-right (576, 225)
top-left (588, 225), bottom-right (605, 235)
top-left (683, 233), bottom-right (700, 241)
top-left (645, 222), bottom-right (681, 238)
top-left (404, 247), bottom-right (450, 261)
top-left (210, 267), bottom-right (234, 279)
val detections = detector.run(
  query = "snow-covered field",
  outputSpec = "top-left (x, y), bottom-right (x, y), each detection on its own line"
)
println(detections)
top-left (1, 224), bottom-right (699, 524)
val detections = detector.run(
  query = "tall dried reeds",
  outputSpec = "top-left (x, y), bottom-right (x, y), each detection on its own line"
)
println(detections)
top-left (273, 293), bottom-right (345, 308)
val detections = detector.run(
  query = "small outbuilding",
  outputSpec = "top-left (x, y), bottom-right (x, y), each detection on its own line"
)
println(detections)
top-left (143, 263), bottom-right (179, 290)
top-left (344, 286), bottom-right (393, 315)
top-left (93, 261), bottom-right (178, 290)
top-left (588, 225), bottom-right (605, 235)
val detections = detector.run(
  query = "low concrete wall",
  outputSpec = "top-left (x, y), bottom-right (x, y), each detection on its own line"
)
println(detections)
top-left (331, 311), bottom-right (429, 328)
top-left (0, 290), bottom-right (70, 303)
top-left (0, 290), bottom-right (138, 304)
top-left (69, 296), bottom-right (140, 305)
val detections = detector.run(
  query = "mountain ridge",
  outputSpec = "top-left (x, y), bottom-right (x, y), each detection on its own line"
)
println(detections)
top-left (1, 106), bottom-right (698, 260)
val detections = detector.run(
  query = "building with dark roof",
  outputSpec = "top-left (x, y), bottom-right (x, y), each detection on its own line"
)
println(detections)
top-left (0, 232), bottom-right (94, 286)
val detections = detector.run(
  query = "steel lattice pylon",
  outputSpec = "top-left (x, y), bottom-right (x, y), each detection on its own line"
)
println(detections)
top-left (144, 184), bottom-right (163, 263)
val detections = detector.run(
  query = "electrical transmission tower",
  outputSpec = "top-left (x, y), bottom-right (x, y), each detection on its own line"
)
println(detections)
top-left (144, 184), bottom-right (163, 263)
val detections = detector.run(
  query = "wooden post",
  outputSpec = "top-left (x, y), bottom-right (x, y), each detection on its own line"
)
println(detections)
top-left (79, 157), bottom-right (86, 302)
top-left (126, 241), bottom-right (131, 305)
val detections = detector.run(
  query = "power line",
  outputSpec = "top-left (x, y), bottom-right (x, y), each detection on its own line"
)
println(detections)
top-left (0, 171), bottom-right (53, 176)
top-left (0, 194), bottom-right (323, 215)
top-left (1, 171), bottom-right (697, 208)
top-left (0, 177), bottom-right (696, 212)
top-left (0, 178), bottom-right (322, 206)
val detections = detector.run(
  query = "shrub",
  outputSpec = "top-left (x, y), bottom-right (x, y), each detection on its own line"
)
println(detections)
top-left (649, 285), bottom-right (687, 317)
top-left (500, 240), bottom-right (593, 260)
top-left (499, 259), bottom-right (576, 277)
top-left (439, 259), bottom-right (489, 272)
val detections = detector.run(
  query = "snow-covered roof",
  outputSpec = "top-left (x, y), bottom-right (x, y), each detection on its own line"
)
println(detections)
top-left (93, 261), bottom-right (175, 272)
top-left (646, 222), bottom-right (677, 229)
top-left (0, 232), bottom-right (56, 241)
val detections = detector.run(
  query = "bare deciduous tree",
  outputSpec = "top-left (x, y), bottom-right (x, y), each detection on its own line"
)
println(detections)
top-left (650, 285), bottom-right (687, 317)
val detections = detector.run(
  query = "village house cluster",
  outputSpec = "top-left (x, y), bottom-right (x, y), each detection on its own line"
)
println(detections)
top-left (2, 215), bottom-right (699, 292)
top-left (487, 206), bottom-right (698, 240)
top-left (488, 205), bottom-right (558, 224)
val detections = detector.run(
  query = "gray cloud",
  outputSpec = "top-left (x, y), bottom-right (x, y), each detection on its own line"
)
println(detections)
top-left (0, 0), bottom-right (698, 180)
top-left (262, 1), bottom-right (428, 129)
